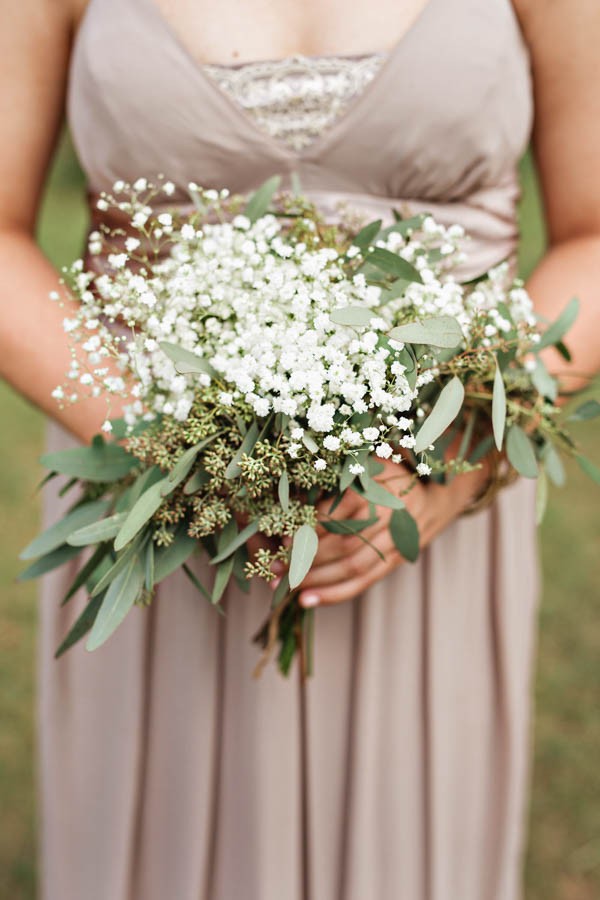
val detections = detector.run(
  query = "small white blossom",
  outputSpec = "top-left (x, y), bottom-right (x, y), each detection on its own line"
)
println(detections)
top-left (314, 458), bottom-right (327, 471)
top-left (416, 462), bottom-right (432, 476)
top-left (349, 463), bottom-right (365, 475)
top-left (375, 442), bottom-right (393, 459)
top-left (101, 419), bottom-right (113, 433)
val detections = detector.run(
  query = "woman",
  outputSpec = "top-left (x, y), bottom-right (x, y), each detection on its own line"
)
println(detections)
top-left (2, 0), bottom-right (599, 897)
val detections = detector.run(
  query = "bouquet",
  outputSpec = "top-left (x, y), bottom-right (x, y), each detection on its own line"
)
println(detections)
top-left (20, 176), bottom-right (600, 676)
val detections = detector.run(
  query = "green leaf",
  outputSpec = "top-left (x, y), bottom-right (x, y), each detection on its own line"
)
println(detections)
top-left (183, 467), bottom-right (210, 495)
top-left (289, 523), bottom-right (319, 590)
top-left (182, 562), bottom-right (215, 606)
top-left (576, 454), bottom-right (600, 485)
top-left (506, 425), bottom-right (538, 479)
top-left (55, 592), bottom-right (106, 658)
top-left (302, 432), bottom-right (319, 454)
top-left (67, 512), bottom-right (127, 546)
top-left (225, 422), bottom-right (260, 479)
top-left (536, 467), bottom-right (548, 525)
top-left (356, 474), bottom-right (405, 510)
top-left (21, 499), bottom-right (111, 560)
top-left (212, 555), bottom-right (235, 605)
top-left (329, 306), bottom-right (375, 327)
top-left (389, 508), bottom-right (420, 562)
top-left (145, 541), bottom-right (155, 591)
top-left (542, 443), bottom-right (566, 488)
top-left (116, 465), bottom-right (163, 513)
top-left (414, 376), bottom-right (465, 453)
top-left (161, 439), bottom-right (214, 496)
top-left (278, 470), bottom-right (290, 511)
top-left (114, 480), bottom-right (167, 551)
top-left (159, 341), bottom-right (216, 377)
top-left (367, 247), bottom-right (422, 282)
top-left (568, 399), bottom-right (600, 422)
top-left (211, 520), bottom-right (260, 564)
top-left (351, 219), bottom-right (382, 251)
top-left (90, 535), bottom-right (145, 597)
top-left (40, 443), bottom-right (137, 482)
top-left (322, 515), bottom-right (376, 534)
top-left (18, 543), bottom-right (81, 581)
top-left (492, 361), bottom-right (506, 451)
top-left (536, 297), bottom-right (579, 350)
top-left (245, 175), bottom-right (282, 222)
top-left (61, 544), bottom-right (112, 605)
top-left (340, 456), bottom-right (359, 492)
top-left (86, 555), bottom-right (145, 651)
top-left (154, 532), bottom-right (198, 582)
top-left (531, 359), bottom-right (558, 402)
top-left (388, 316), bottom-right (463, 349)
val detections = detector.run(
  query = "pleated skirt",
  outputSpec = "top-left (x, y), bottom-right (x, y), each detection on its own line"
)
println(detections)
top-left (38, 421), bottom-right (540, 900)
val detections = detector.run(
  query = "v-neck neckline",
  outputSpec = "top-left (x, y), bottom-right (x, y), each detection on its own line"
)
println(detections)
top-left (140, 0), bottom-right (438, 160)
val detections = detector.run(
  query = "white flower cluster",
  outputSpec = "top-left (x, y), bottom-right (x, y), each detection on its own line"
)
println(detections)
top-left (55, 185), bottom-right (537, 471)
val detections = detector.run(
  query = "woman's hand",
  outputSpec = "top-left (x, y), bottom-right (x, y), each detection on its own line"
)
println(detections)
top-left (273, 456), bottom-right (492, 608)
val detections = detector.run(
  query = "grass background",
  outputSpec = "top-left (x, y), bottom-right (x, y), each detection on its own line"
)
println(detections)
top-left (0, 135), bottom-right (598, 899)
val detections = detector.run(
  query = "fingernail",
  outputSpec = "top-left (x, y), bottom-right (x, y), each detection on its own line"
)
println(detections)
top-left (270, 576), bottom-right (282, 591)
top-left (300, 593), bottom-right (320, 608)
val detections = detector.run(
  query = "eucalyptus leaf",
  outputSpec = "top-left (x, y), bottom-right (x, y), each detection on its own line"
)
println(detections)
top-left (389, 508), bottom-right (420, 562)
top-left (40, 443), bottom-right (136, 482)
top-left (154, 532), bottom-right (198, 582)
top-left (329, 307), bottom-right (375, 327)
top-left (367, 247), bottom-right (422, 282)
top-left (351, 219), bottom-right (382, 250)
top-left (531, 359), bottom-right (558, 402)
top-left (356, 473), bottom-right (405, 510)
top-left (302, 431), bottom-right (319, 454)
top-left (116, 465), bottom-right (163, 512)
top-left (492, 361), bottom-right (506, 451)
top-left (289, 523), bottom-right (319, 590)
top-left (90, 535), bottom-right (146, 597)
top-left (576, 454), bottom-right (600, 485)
top-left (322, 516), bottom-right (377, 535)
top-left (55, 592), bottom-right (105, 658)
top-left (145, 540), bottom-right (155, 592)
top-left (212, 555), bottom-right (235, 605)
top-left (225, 422), bottom-right (260, 479)
top-left (159, 341), bottom-right (217, 377)
top-left (114, 480), bottom-right (167, 551)
top-left (388, 316), bottom-right (463, 350)
top-left (61, 544), bottom-right (111, 605)
top-left (182, 563), bottom-right (214, 605)
top-left (568, 399), bottom-right (600, 422)
top-left (183, 467), bottom-right (210, 495)
top-left (278, 470), bottom-right (290, 511)
top-left (542, 443), bottom-right (566, 488)
top-left (211, 520), bottom-right (260, 564)
top-left (506, 425), bottom-right (538, 479)
top-left (414, 376), bottom-right (465, 453)
top-left (536, 297), bottom-right (579, 351)
top-left (67, 512), bottom-right (127, 547)
top-left (21, 499), bottom-right (111, 560)
top-left (340, 455), bottom-right (359, 492)
top-left (162, 439), bottom-right (214, 495)
top-left (245, 174), bottom-right (282, 222)
top-left (86, 555), bottom-right (145, 651)
top-left (18, 543), bottom-right (81, 581)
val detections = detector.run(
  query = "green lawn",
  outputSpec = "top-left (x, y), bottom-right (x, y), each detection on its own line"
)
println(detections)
top-left (0, 138), bottom-right (598, 900)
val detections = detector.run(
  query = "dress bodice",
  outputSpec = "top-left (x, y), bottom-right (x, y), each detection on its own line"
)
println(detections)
top-left (67, 0), bottom-right (533, 278)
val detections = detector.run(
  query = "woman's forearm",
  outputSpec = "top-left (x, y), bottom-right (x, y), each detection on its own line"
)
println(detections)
top-left (0, 227), bottom-right (125, 444)
top-left (525, 234), bottom-right (600, 392)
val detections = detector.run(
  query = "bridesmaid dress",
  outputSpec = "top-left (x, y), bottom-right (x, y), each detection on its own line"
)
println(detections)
top-left (39, 0), bottom-right (541, 898)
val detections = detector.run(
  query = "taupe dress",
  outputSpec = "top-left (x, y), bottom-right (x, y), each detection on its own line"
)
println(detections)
top-left (39, 0), bottom-right (541, 897)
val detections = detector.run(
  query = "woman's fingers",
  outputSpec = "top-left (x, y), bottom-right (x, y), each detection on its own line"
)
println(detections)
top-left (301, 527), bottom-right (397, 591)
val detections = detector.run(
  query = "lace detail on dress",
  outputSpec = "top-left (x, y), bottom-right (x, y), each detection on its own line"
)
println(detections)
top-left (203, 53), bottom-right (387, 152)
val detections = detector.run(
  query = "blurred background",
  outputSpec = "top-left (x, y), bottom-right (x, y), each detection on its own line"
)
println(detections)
top-left (0, 136), bottom-right (598, 899)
